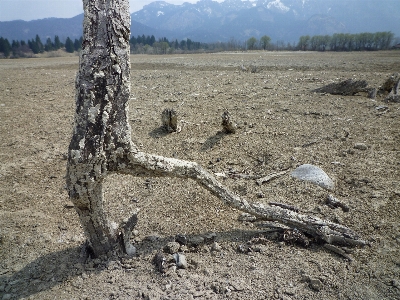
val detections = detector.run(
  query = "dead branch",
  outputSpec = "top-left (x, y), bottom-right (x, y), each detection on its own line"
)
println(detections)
top-left (326, 194), bottom-right (349, 212)
top-left (269, 202), bottom-right (299, 213)
top-left (121, 150), bottom-right (367, 247)
top-left (256, 170), bottom-right (288, 185)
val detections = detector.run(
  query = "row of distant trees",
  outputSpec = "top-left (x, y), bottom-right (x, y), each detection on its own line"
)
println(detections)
top-left (0, 31), bottom-right (398, 58)
top-left (0, 35), bottom-right (83, 58)
top-left (297, 31), bottom-right (395, 51)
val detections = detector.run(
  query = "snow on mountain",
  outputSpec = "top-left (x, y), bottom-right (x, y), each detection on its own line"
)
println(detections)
top-left (266, 0), bottom-right (290, 13)
top-left (1, 0), bottom-right (399, 44)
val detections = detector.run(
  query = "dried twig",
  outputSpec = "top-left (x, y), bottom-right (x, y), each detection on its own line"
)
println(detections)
top-left (256, 170), bottom-right (288, 185)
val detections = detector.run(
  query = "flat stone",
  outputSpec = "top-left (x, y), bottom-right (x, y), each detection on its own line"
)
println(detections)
top-left (291, 164), bottom-right (334, 190)
top-left (193, 291), bottom-right (206, 297)
top-left (354, 143), bottom-right (368, 150)
top-left (309, 278), bottom-right (323, 291)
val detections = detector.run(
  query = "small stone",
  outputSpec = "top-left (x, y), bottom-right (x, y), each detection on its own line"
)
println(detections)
top-left (375, 105), bottom-right (388, 111)
top-left (164, 242), bottom-right (181, 254)
top-left (230, 280), bottom-right (245, 291)
top-left (309, 278), bottom-right (323, 291)
top-left (2, 294), bottom-right (12, 300)
top-left (392, 279), bottom-right (400, 289)
top-left (174, 253), bottom-right (188, 269)
top-left (125, 243), bottom-right (136, 257)
top-left (175, 234), bottom-right (188, 245)
top-left (354, 143), bottom-right (368, 150)
top-left (193, 291), bottom-right (206, 297)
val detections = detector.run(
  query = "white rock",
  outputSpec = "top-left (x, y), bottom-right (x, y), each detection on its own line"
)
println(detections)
top-left (291, 164), bottom-right (334, 190)
top-left (173, 253), bottom-right (188, 269)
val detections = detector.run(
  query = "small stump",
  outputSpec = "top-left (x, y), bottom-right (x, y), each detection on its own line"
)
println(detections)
top-left (161, 108), bottom-right (178, 132)
top-left (221, 111), bottom-right (236, 134)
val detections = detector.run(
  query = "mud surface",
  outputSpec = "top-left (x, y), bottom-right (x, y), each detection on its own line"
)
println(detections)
top-left (0, 51), bottom-right (399, 299)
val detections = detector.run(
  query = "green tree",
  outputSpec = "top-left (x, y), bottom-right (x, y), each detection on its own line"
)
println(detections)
top-left (187, 38), bottom-right (193, 50)
top-left (54, 35), bottom-right (61, 50)
top-left (44, 37), bottom-right (54, 51)
top-left (247, 37), bottom-right (258, 50)
top-left (297, 35), bottom-right (310, 51)
top-left (35, 34), bottom-right (44, 53)
top-left (160, 41), bottom-right (169, 54)
top-left (28, 38), bottom-right (40, 54)
top-left (74, 37), bottom-right (82, 51)
top-left (65, 37), bottom-right (75, 53)
top-left (0, 37), bottom-right (11, 57)
top-left (180, 40), bottom-right (186, 50)
top-left (380, 31), bottom-right (394, 49)
top-left (129, 36), bottom-right (137, 46)
top-left (260, 35), bottom-right (271, 50)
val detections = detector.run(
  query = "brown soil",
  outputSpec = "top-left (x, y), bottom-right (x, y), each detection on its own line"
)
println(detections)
top-left (0, 51), bottom-right (399, 300)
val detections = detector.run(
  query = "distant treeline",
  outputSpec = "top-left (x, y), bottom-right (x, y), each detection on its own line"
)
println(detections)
top-left (297, 31), bottom-right (395, 51)
top-left (0, 35), bottom-right (83, 58)
top-left (0, 31), bottom-right (398, 58)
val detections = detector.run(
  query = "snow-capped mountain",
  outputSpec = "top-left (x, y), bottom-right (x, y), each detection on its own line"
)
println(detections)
top-left (130, 0), bottom-right (400, 42)
top-left (0, 0), bottom-right (399, 44)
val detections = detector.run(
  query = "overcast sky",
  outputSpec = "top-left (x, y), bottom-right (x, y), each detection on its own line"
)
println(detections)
top-left (0, 0), bottom-right (202, 22)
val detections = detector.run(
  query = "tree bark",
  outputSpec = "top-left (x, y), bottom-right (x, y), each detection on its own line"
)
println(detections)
top-left (67, 0), bottom-right (134, 256)
top-left (67, 0), bottom-right (366, 258)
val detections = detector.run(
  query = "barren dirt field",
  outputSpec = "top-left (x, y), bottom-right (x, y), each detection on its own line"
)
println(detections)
top-left (0, 51), bottom-right (399, 300)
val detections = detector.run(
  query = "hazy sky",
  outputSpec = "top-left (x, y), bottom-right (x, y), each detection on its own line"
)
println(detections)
top-left (0, 0), bottom-right (203, 22)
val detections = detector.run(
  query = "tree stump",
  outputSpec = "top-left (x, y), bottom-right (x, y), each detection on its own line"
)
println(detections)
top-left (161, 108), bottom-right (178, 132)
top-left (221, 111), bottom-right (236, 134)
top-left (380, 73), bottom-right (400, 103)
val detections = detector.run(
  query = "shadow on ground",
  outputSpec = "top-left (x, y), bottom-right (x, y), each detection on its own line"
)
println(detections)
top-left (201, 131), bottom-right (226, 151)
top-left (0, 228), bottom-right (311, 299)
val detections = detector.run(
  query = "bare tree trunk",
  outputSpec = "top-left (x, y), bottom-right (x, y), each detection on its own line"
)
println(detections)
top-left (67, 0), bottom-right (366, 258)
top-left (67, 0), bottom-right (134, 256)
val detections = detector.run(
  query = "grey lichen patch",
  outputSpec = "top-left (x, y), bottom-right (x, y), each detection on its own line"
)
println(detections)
top-left (88, 104), bottom-right (100, 123)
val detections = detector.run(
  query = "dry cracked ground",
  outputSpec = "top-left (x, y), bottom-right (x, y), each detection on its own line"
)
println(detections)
top-left (0, 51), bottom-right (399, 300)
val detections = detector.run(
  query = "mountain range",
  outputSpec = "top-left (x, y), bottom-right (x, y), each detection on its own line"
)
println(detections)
top-left (0, 0), bottom-right (399, 44)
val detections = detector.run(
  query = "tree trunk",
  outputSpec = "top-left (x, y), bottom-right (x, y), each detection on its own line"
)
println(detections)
top-left (67, 0), bottom-right (134, 256)
top-left (67, 0), bottom-right (366, 258)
